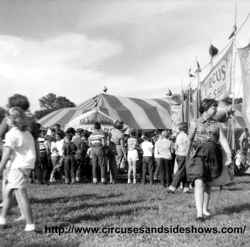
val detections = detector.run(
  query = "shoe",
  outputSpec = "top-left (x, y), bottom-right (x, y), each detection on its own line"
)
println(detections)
top-left (195, 217), bottom-right (205, 222)
top-left (133, 179), bottom-right (136, 184)
top-left (24, 224), bottom-right (36, 232)
top-left (167, 185), bottom-right (176, 193)
top-left (203, 210), bottom-right (211, 218)
top-left (0, 216), bottom-right (7, 226)
top-left (183, 187), bottom-right (190, 193)
top-left (93, 178), bottom-right (98, 184)
top-left (128, 180), bottom-right (131, 184)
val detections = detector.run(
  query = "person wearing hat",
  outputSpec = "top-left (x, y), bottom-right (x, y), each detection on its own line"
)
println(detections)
top-left (168, 122), bottom-right (190, 193)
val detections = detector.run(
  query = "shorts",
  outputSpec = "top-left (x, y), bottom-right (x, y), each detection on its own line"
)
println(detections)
top-left (127, 150), bottom-right (138, 163)
top-left (5, 168), bottom-right (31, 193)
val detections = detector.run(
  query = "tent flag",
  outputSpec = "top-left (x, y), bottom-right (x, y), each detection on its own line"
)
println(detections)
top-left (238, 43), bottom-right (250, 129)
top-left (200, 43), bottom-right (233, 100)
top-left (209, 44), bottom-right (219, 58)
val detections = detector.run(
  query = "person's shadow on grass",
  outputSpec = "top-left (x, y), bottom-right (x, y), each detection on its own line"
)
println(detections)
top-left (31, 193), bottom-right (123, 204)
top-left (66, 205), bottom-right (158, 224)
top-left (218, 202), bottom-right (250, 215)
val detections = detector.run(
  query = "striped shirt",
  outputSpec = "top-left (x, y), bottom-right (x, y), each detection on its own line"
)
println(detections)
top-left (89, 130), bottom-right (105, 147)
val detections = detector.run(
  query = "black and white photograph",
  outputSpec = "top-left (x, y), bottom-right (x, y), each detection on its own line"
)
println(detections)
top-left (0, 0), bottom-right (250, 246)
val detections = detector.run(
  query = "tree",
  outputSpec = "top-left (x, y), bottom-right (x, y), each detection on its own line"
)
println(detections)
top-left (39, 93), bottom-right (57, 110)
top-left (39, 93), bottom-right (75, 110)
top-left (35, 93), bottom-right (76, 119)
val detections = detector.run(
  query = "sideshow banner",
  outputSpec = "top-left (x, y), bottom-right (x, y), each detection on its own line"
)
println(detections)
top-left (238, 44), bottom-right (250, 128)
top-left (200, 44), bottom-right (233, 100)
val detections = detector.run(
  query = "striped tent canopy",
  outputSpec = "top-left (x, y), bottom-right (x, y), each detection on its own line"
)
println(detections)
top-left (71, 93), bottom-right (174, 130)
top-left (38, 107), bottom-right (77, 128)
top-left (65, 108), bottom-right (114, 129)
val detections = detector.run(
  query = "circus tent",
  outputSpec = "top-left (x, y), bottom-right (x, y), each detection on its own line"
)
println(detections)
top-left (68, 93), bottom-right (174, 130)
top-left (38, 107), bottom-right (77, 128)
top-left (38, 93), bottom-right (176, 130)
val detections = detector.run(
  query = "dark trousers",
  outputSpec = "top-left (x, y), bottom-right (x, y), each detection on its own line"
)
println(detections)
top-left (75, 157), bottom-right (85, 181)
top-left (171, 155), bottom-right (189, 188)
top-left (92, 146), bottom-right (106, 180)
top-left (169, 154), bottom-right (175, 184)
top-left (108, 154), bottom-right (118, 182)
top-left (142, 156), bottom-right (154, 184)
top-left (64, 155), bottom-right (76, 183)
top-left (36, 152), bottom-right (51, 184)
top-left (154, 158), bottom-right (161, 180)
top-left (159, 158), bottom-right (172, 187)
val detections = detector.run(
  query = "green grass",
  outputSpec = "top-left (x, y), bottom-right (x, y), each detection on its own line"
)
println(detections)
top-left (0, 176), bottom-right (250, 247)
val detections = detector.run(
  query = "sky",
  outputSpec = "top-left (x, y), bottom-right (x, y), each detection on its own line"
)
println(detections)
top-left (0, 0), bottom-right (249, 110)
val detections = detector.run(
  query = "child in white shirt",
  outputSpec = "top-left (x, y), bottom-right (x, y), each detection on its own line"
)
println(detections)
top-left (0, 107), bottom-right (36, 231)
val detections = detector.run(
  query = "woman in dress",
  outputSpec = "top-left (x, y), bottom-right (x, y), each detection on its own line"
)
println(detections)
top-left (186, 99), bottom-right (232, 221)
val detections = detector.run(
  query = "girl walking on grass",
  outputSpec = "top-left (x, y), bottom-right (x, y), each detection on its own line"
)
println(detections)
top-left (0, 107), bottom-right (36, 231)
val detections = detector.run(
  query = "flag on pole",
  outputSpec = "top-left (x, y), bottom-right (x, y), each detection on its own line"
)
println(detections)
top-left (209, 44), bottom-right (219, 57)
top-left (195, 61), bottom-right (202, 73)
top-left (189, 68), bottom-right (195, 78)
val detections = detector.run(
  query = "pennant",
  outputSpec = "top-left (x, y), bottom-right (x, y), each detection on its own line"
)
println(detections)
top-left (189, 68), bottom-right (195, 78)
top-left (195, 61), bottom-right (202, 73)
top-left (209, 44), bottom-right (219, 57)
top-left (200, 43), bottom-right (233, 100)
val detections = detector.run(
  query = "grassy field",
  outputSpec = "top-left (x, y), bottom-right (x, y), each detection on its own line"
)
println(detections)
top-left (0, 175), bottom-right (250, 247)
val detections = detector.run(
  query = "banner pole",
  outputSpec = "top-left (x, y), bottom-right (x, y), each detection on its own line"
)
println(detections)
top-left (231, 0), bottom-right (238, 152)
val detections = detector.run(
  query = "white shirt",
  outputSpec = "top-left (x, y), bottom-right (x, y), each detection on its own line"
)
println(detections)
top-left (4, 127), bottom-right (36, 170)
top-left (175, 131), bottom-right (190, 156)
top-left (51, 139), bottom-right (64, 156)
top-left (155, 137), bottom-right (172, 160)
top-left (140, 140), bottom-right (153, 157)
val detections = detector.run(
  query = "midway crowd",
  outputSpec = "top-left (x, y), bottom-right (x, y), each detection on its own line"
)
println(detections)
top-left (36, 121), bottom-right (189, 191)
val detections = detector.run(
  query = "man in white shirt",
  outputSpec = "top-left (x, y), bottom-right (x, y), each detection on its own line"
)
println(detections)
top-left (154, 130), bottom-right (173, 187)
top-left (140, 134), bottom-right (154, 184)
top-left (168, 122), bottom-right (190, 193)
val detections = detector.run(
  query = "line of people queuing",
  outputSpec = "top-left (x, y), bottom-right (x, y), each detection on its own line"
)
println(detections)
top-left (34, 120), bottom-right (191, 193)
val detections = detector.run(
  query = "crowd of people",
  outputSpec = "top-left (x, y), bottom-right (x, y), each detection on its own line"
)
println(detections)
top-left (35, 121), bottom-right (186, 189)
top-left (0, 94), bottom-right (249, 231)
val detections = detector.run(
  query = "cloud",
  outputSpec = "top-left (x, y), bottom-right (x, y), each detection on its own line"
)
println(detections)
top-left (0, 33), bottom-right (122, 109)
